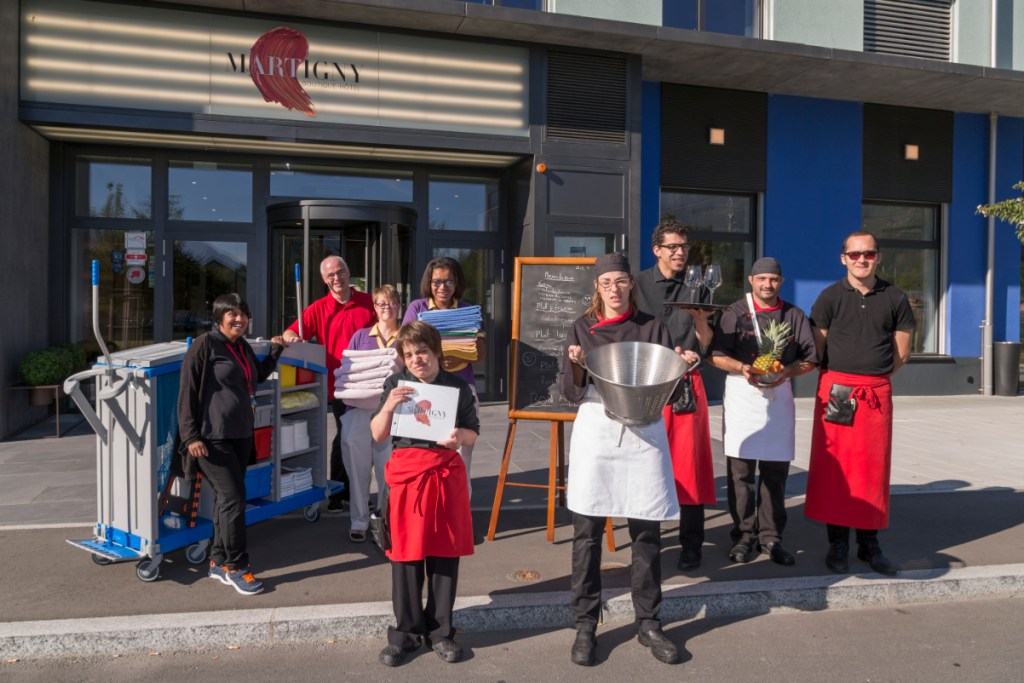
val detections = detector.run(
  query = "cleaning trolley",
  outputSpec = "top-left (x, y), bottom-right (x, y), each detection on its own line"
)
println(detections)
top-left (64, 260), bottom-right (332, 582)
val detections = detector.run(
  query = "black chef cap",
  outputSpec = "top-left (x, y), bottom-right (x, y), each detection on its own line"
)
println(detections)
top-left (595, 251), bottom-right (631, 277)
top-left (750, 257), bottom-right (782, 277)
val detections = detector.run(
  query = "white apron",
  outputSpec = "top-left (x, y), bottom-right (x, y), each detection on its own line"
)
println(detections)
top-left (567, 388), bottom-right (680, 521)
top-left (722, 373), bottom-right (795, 462)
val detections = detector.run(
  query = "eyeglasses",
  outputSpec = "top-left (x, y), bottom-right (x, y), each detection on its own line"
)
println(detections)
top-left (374, 301), bottom-right (397, 309)
top-left (844, 251), bottom-right (879, 261)
top-left (430, 279), bottom-right (456, 289)
top-left (323, 269), bottom-right (348, 280)
top-left (658, 243), bottom-right (690, 253)
top-left (597, 277), bottom-right (631, 291)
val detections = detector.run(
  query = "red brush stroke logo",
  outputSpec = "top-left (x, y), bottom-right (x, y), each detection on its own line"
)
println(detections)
top-left (414, 400), bottom-right (432, 427)
top-left (250, 27), bottom-right (315, 117)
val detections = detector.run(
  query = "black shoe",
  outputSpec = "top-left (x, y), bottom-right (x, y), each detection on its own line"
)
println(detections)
top-left (637, 627), bottom-right (679, 665)
top-left (728, 539), bottom-right (753, 564)
top-left (432, 638), bottom-right (463, 663)
top-left (761, 541), bottom-right (796, 566)
top-left (677, 548), bottom-right (702, 570)
top-left (379, 641), bottom-right (419, 667)
top-left (327, 495), bottom-right (347, 512)
top-left (825, 540), bottom-right (849, 573)
top-left (857, 544), bottom-right (898, 576)
top-left (570, 630), bottom-right (596, 667)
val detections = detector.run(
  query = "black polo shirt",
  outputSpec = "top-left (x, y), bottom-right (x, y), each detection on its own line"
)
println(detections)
top-left (635, 265), bottom-right (701, 353)
top-left (809, 277), bottom-right (916, 376)
top-left (372, 367), bottom-right (480, 450)
top-left (711, 298), bottom-right (818, 367)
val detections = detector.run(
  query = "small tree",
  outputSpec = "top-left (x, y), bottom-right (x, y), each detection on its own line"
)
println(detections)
top-left (977, 181), bottom-right (1024, 244)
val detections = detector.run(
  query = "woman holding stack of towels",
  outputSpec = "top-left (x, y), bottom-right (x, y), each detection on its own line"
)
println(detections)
top-left (336, 284), bottom-right (403, 543)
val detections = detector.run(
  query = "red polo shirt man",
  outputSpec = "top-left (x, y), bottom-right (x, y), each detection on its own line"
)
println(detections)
top-left (283, 255), bottom-right (376, 510)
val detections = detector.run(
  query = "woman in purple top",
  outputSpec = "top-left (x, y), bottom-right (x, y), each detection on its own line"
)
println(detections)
top-left (402, 257), bottom-right (485, 493)
top-left (340, 284), bottom-right (402, 543)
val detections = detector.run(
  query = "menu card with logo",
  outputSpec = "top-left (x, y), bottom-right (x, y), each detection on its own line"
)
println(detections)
top-left (389, 380), bottom-right (459, 443)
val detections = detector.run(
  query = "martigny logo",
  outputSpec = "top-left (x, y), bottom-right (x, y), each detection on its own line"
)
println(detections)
top-left (226, 26), bottom-right (361, 117)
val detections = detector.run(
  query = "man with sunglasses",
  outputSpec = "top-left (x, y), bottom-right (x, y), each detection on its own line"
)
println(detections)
top-left (635, 220), bottom-right (716, 572)
top-left (806, 231), bottom-right (915, 576)
top-left (282, 255), bottom-right (377, 512)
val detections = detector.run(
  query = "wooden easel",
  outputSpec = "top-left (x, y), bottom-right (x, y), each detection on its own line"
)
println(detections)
top-left (486, 257), bottom-right (614, 551)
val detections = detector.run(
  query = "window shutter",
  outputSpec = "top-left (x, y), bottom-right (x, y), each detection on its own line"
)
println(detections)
top-left (864, 0), bottom-right (952, 61)
top-left (546, 51), bottom-right (627, 144)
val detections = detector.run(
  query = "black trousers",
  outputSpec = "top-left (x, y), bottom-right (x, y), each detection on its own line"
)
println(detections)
top-left (571, 513), bottom-right (662, 632)
top-left (388, 556), bottom-right (460, 648)
top-left (330, 400), bottom-right (350, 500)
top-left (195, 437), bottom-right (252, 570)
top-left (827, 524), bottom-right (881, 546)
top-left (727, 457), bottom-right (790, 545)
top-left (679, 504), bottom-right (706, 552)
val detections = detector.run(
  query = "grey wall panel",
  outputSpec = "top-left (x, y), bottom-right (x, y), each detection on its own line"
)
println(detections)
top-left (1, 2), bottom-right (52, 437)
top-left (546, 169), bottom-right (624, 219)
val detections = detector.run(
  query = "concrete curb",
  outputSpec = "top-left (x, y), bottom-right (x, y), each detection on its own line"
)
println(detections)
top-left (3, 564), bottom-right (1022, 659)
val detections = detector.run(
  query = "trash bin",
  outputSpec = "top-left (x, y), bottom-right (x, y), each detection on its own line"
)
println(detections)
top-left (993, 341), bottom-right (1021, 396)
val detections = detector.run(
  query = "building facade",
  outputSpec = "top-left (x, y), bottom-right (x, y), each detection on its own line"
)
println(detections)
top-left (3, 0), bottom-right (1023, 435)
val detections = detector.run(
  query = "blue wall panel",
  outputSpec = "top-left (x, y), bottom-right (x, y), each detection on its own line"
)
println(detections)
top-left (765, 95), bottom-right (863, 316)
top-left (640, 81), bottom-right (661, 271)
top-left (996, 117), bottom-right (1024, 342)
top-left (949, 114), bottom-right (990, 355)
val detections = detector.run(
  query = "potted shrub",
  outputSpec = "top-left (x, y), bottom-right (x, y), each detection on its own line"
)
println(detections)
top-left (18, 344), bottom-right (86, 406)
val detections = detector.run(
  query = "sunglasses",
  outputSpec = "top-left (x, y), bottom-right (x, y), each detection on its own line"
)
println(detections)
top-left (844, 250), bottom-right (879, 261)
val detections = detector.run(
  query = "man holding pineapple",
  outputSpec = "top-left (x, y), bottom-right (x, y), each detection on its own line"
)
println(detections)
top-left (709, 257), bottom-right (818, 566)
top-left (805, 232), bottom-right (914, 576)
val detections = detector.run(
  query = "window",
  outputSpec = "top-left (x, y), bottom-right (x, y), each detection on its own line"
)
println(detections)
top-left (169, 161), bottom-right (252, 222)
top-left (660, 190), bottom-right (756, 305)
top-left (270, 164), bottom-right (413, 202)
top-left (172, 240), bottom-right (248, 340)
top-left (75, 156), bottom-right (151, 218)
top-left (862, 202), bottom-right (940, 353)
top-left (428, 175), bottom-right (499, 232)
top-left (663, 0), bottom-right (761, 37)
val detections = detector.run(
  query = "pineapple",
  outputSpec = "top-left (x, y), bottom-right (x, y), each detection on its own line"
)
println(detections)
top-left (751, 319), bottom-right (792, 375)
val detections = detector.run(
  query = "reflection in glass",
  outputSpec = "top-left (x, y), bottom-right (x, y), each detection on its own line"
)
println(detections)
top-left (429, 175), bottom-right (499, 232)
top-left (863, 202), bottom-right (939, 353)
top-left (75, 156), bottom-right (151, 218)
top-left (685, 240), bottom-right (753, 306)
top-left (168, 161), bottom-right (253, 222)
top-left (433, 246), bottom-right (495, 396)
top-left (173, 241), bottom-right (247, 340)
top-left (553, 233), bottom-right (614, 258)
top-left (661, 191), bottom-right (753, 234)
top-left (270, 164), bottom-right (413, 202)
top-left (72, 229), bottom-right (155, 353)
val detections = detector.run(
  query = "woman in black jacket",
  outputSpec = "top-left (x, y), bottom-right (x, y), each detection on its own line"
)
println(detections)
top-left (178, 293), bottom-right (285, 596)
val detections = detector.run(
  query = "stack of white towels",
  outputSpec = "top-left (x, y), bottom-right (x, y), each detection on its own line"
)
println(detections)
top-left (333, 347), bottom-right (401, 410)
top-left (280, 466), bottom-right (313, 497)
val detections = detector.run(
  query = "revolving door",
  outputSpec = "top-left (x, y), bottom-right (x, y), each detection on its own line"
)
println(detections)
top-left (268, 200), bottom-right (417, 333)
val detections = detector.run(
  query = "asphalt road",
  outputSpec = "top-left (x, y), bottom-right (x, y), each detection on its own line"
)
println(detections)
top-left (3, 597), bottom-right (1021, 682)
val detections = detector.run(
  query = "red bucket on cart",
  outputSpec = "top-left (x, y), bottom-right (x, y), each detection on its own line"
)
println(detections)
top-left (254, 426), bottom-right (273, 461)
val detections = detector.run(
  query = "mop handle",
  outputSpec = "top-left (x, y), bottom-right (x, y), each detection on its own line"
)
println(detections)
top-left (91, 260), bottom-right (114, 373)
top-left (294, 263), bottom-right (304, 339)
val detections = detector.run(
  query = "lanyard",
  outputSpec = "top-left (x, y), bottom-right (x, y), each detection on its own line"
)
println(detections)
top-left (224, 341), bottom-right (254, 401)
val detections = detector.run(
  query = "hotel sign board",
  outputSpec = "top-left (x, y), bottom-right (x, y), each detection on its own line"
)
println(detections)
top-left (21, 0), bottom-right (530, 138)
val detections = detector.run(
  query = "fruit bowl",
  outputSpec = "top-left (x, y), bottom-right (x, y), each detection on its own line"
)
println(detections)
top-left (752, 370), bottom-right (783, 386)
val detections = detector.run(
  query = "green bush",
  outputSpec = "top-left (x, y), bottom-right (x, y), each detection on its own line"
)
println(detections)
top-left (18, 344), bottom-right (86, 386)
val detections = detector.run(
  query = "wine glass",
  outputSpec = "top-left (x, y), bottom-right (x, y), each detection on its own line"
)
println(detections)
top-left (684, 265), bottom-right (703, 304)
top-left (704, 264), bottom-right (722, 305)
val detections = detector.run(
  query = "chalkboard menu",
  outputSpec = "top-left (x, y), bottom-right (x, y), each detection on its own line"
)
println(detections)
top-left (509, 257), bottom-right (595, 420)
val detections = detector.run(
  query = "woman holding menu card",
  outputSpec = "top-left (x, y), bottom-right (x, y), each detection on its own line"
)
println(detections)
top-left (561, 252), bottom-right (683, 667)
top-left (370, 320), bottom-right (480, 668)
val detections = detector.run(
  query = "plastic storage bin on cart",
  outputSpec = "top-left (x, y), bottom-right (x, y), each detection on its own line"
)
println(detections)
top-left (64, 339), bottom-right (332, 583)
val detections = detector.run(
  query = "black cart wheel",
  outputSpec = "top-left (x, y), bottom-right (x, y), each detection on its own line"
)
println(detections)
top-left (136, 559), bottom-right (160, 582)
top-left (185, 542), bottom-right (208, 565)
top-left (91, 554), bottom-right (112, 566)
top-left (303, 503), bottom-right (320, 522)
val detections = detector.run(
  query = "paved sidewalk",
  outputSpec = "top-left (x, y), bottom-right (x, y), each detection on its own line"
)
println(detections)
top-left (1, 394), bottom-right (1022, 658)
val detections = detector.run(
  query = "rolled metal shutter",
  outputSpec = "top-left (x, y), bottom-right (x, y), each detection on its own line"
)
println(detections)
top-left (546, 51), bottom-right (628, 144)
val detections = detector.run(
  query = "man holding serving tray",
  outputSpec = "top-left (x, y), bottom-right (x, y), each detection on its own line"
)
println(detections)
top-left (708, 257), bottom-right (817, 566)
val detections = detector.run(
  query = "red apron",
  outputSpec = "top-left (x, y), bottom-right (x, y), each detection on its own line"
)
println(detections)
top-left (663, 371), bottom-right (717, 506)
top-left (805, 370), bottom-right (893, 530)
top-left (384, 446), bottom-right (474, 562)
